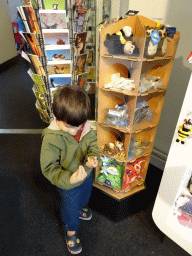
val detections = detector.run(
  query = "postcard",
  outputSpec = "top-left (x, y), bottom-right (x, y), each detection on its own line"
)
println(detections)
top-left (39, 10), bottom-right (67, 29)
top-left (19, 6), bottom-right (40, 34)
top-left (77, 72), bottom-right (88, 88)
top-left (46, 49), bottom-right (71, 61)
top-left (75, 54), bottom-right (87, 76)
top-left (73, 13), bottom-right (85, 33)
top-left (43, 32), bottom-right (69, 47)
top-left (49, 76), bottom-right (72, 88)
top-left (87, 66), bottom-right (95, 80)
top-left (36, 101), bottom-right (50, 124)
top-left (40, 0), bottom-right (66, 10)
top-left (23, 33), bottom-right (42, 56)
top-left (33, 86), bottom-right (49, 109)
top-left (22, 0), bottom-right (37, 9)
top-left (27, 68), bottom-right (47, 93)
top-left (74, 32), bottom-right (87, 56)
top-left (87, 50), bottom-right (93, 64)
top-left (47, 63), bottom-right (71, 74)
top-left (73, 0), bottom-right (87, 10)
top-left (28, 54), bottom-right (46, 76)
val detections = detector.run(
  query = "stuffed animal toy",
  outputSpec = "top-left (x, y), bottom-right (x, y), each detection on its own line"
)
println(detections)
top-left (123, 158), bottom-right (145, 190)
top-left (144, 25), bottom-right (168, 58)
top-left (104, 26), bottom-right (140, 56)
top-left (176, 118), bottom-right (192, 144)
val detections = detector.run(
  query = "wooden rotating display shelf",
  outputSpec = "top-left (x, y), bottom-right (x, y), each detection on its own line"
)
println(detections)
top-left (95, 15), bottom-right (180, 200)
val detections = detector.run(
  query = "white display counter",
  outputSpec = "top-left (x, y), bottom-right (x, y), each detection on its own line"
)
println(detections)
top-left (153, 73), bottom-right (192, 255)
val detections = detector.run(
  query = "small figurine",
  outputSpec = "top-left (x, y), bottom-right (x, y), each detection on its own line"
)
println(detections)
top-left (176, 118), bottom-right (192, 144)
top-left (52, 3), bottom-right (59, 10)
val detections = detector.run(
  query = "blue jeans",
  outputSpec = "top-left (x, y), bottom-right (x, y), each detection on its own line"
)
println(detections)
top-left (57, 172), bottom-right (93, 232)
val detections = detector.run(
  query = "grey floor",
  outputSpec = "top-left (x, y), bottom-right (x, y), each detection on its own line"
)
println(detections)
top-left (0, 56), bottom-right (191, 256)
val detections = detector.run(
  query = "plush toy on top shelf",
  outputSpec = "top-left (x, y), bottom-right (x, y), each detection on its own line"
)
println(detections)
top-left (144, 25), bottom-right (168, 59)
top-left (104, 26), bottom-right (140, 56)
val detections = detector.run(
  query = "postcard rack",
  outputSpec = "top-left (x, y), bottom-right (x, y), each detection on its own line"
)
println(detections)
top-left (95, 15), bottom-right (180, 200)
top-left (19, 0), bottom-right (97, 123)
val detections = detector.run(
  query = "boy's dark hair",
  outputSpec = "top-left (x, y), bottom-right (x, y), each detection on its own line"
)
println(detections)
top-left (53, 85), bottom-right (91, 127)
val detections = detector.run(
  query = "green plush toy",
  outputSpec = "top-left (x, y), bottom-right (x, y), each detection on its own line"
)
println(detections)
top-left (97, 156), bottom-right (123, 190)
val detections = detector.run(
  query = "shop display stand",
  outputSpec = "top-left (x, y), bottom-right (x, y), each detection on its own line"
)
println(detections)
top-left (94, 15), bottom-right (180, 200)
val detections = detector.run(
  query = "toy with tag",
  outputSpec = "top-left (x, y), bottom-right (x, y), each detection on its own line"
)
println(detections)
top-left (139, 75), bottom-right (163, 94)
top-left (105, 104), bottom-right (129, 128)
top-left (128, 138), bottom-right (150, 159)
top-left (100, 140), bottom-right (126, 161)
top-left (104, 73), bottom-right (135, 91)
top-left (104, 26), bottom-right (140, 56)
top-left (144, 25), bottom-right (167, 58)
top-left (97, 156), bottom-right (123, 190)
top-left (176, 116), bottom-right (192, 144)
top-left (133, 100), bottom-right (153, 125)
top-left (123, 158), bottom-right (145, 190)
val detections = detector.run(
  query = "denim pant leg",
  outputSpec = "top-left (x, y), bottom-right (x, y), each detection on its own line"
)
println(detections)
top-left (57, 173), bottom-right (93, 232)
top-left (79, 172), bottom-right (93, 210)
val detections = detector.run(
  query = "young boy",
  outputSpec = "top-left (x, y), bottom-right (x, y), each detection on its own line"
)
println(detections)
top-left (40, 85), bottom-right (100, 254)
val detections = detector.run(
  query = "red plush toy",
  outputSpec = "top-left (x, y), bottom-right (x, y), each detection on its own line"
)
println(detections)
top-left (123, 158), bottom-right (145, 190)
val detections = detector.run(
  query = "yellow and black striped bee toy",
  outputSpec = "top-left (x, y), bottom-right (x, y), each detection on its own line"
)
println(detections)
top-left (176, 119), bottom-right (192, 144)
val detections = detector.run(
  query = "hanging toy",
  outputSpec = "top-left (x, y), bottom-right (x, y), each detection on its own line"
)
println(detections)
top-left (176, 117), bottom-right (192, 144)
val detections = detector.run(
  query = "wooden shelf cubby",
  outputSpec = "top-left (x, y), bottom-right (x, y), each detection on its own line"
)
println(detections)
top-left (95, 15), bottom-right (180, 200)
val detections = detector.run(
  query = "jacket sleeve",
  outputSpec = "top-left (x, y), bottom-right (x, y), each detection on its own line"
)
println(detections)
top-left (83, 130), bottom-right (101, 172)
top-left (40, 134), bottom-right (80, 190)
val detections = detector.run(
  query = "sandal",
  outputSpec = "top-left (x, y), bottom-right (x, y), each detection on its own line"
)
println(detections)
top-left (65, 232), bottom-right (82, 254)
top-left (79, 207), bottom-right (92, 220)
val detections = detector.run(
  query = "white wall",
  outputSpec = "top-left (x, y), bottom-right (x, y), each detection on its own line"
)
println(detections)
top-left (0, 0), bottom-right (17, 64)
top-left (7, 0), bottom-right (22, 21)
top-left (120, 0), bottom-right (192, 169)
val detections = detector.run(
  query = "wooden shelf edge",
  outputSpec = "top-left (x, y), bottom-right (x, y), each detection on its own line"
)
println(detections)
top-left (99, 122), bottom-right (158, 134)
top-left (93, 181), bottom-right (145, 200)
top-left (137, 89), bottom-right (166, 97)
top-left (101, 54), bottom-right (141, 62)
top-left (143, 56), bottom-right (172, 62)
top-left (100, 86), bottom-right (138, 96)
top-left (99, 122), bottom-right (131, 133)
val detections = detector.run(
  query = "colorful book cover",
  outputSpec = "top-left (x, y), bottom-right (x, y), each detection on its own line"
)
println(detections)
top-left (75, 54), bottom-right (87, 76)
top-left (33, 86), bottom-right (49, 109)
top-left (20, 6), bottom-right (40, 34)
top-left (49, 76), bottom-right (72, 88)
top-left (36, 101), bottom-right (50, 124)
top-left (74, 32), bottom-right (87, 56)
top-left (28, 54), bottom-right (46, 76)
top-left (46, 49), bottom-right (71, 61)
top-left (40, 0), bottom-right (66, 10)
top-left (47, 63), bottom-right (71, 74)
top-left (43, 32), bottom-right (69, 46)
top-left (39, 11), bottom-right (67, 29)
top-left (23, 33), bottom-right (42, 56)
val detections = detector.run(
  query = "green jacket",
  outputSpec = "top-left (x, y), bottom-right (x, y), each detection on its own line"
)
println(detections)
top-left (40, 128), bottom-right (100, 190)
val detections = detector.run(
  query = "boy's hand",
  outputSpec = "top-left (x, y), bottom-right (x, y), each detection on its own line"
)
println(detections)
top-left (86, 156), bottom-right (98, 168)
top-left (70, 165), bottom-right (87, 184)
